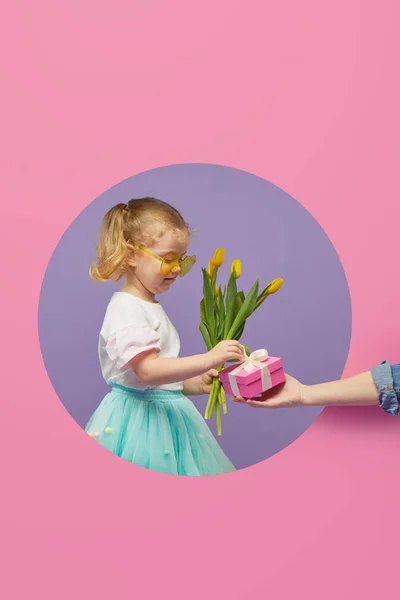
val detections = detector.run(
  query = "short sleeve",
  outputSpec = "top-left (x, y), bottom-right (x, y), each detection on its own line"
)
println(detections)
top-left (104, 324), bottom-right (161, 370)
top-left (101, 297), bottom-right (162, 370)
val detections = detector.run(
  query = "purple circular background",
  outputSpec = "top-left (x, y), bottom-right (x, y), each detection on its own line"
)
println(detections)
top-left (39, 164), bottom-right (351, 470)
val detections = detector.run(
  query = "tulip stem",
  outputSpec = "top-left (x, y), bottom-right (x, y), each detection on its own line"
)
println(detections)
top-left (215, 401), bottom-right (222, 436)
top-left (220, 385), bottom-right (228, 415)
top-left (205, 377), bottom-right (218, 419)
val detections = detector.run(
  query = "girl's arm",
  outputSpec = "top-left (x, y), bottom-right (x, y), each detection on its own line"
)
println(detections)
top-left (129, 340), bottom-right (243, 386)
top-left (182, 376), bottom-right (204, 396)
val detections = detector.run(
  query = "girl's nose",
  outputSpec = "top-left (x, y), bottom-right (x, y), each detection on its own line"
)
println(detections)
top-left (171, 263), bottom-right (181, 275)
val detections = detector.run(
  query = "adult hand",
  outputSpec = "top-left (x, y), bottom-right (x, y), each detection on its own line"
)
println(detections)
top-left (231, 374), bottom-right (305, 408)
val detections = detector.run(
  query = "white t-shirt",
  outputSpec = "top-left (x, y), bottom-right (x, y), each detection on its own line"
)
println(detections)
top-left (99, 292), bottom-right (183, 391)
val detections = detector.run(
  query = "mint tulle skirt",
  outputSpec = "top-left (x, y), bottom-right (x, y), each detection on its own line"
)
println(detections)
top-left (85, 384), bottom-right (235, 476)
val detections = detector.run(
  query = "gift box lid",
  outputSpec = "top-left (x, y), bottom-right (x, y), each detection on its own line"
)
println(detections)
top-left (219, 356), bottom-right (283, 385)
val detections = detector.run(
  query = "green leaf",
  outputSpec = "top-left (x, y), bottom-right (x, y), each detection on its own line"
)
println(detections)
top-left (231, 321), bottom-right (246, 341)
top-left (200, 298), bottom-right (206, 323)
top-left (204, 319), bottom-right (216, 347)
top-left (202, 268), bottom-right (217, 344)
top-left (227, 280), bottom-right (259, 339)
top-left (242, 344), bottom-right (252, 356)
top-left (235, 291), bottom-right (245, 314)
top-left (254, 293), bottom-right (270, 311)
top-left (257, 284), bottom-right (270, 303)
top-left (252, 284), bottom-right (272, 312)
top-left (199, 322), bottom-right (212, 351)
top-left (223, 271), bottom-right (238, 338)
top-left (211, 267), bottom-right (218, 289)
top-left (217, 287), bottom-right (225, 338)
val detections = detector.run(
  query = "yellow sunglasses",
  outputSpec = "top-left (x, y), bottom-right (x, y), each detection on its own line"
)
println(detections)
top-left (130, 244), bottom-right (196, 278)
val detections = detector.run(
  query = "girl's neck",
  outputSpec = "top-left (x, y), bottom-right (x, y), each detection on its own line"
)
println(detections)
top-left (119, 280), bottom-right (158, 304)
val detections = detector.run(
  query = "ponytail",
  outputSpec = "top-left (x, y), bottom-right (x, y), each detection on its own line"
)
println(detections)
top-left (89, 203), bottom-right (128, 282)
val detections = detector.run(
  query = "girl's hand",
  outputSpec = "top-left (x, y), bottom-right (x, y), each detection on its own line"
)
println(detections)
top-left (207, 340), bottom-right (244, 369)
top-left (182, 369), bottom-right (219, 396)
top-left (231, 374), bottom-right (305, 408)
top-left (200, 369), bottom-right (219, 394)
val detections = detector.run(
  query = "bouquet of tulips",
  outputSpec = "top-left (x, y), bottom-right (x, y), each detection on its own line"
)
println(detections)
top-left (199, 248), bottom-right (283, 436)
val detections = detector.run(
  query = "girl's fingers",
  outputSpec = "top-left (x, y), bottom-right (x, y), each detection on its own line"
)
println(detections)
top-left (230, 341), bottom-right (243, 351)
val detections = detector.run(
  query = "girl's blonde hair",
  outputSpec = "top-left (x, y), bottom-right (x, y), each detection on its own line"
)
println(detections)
top-left (90, 197), bottom-right (189, 282)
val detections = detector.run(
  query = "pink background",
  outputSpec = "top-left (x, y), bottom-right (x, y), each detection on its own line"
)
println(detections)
top-left (2, 1), bottom-right (400, 599)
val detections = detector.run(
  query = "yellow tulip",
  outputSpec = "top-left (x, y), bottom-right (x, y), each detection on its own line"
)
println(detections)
top-left (211, 248), bottom-right (225, 268)
top-left (266, 277), bottom-right (284, 294)
top-left (214, 285), bottom-right (219, 298)
top-left (230, 259), bottom-right (242, 278)
top-left (207, 261), bottom-right (215, 279)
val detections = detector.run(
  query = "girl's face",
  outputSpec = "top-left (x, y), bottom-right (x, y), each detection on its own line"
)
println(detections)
top-left (128, 228), bottom-right (190, 299)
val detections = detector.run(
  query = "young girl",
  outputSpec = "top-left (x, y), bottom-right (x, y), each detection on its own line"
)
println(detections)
top-left (86, 197), bottom-right (242, 476)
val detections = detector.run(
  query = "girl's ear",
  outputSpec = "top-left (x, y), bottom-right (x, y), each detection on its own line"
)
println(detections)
top-left (125, 244), bottom-right (137, 268)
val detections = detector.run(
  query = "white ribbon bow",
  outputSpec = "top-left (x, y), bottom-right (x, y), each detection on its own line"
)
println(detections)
top-left (228, 347), bottom-right (272, 396)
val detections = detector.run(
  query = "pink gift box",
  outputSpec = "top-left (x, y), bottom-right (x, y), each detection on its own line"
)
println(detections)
top-left (219, 356), bottom-right (286, 398)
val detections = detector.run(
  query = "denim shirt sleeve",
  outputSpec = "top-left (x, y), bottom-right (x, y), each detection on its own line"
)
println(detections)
top-left (370, 360), bottom-right (400, 416)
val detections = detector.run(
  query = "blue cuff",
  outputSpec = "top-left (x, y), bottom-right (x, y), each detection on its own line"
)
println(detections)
top-left (370, 360), bottom-right (399, 416)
